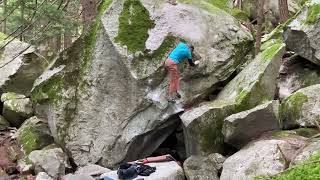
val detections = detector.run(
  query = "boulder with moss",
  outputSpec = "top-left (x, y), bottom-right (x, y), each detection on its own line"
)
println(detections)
top-left (279, 84), bottom-right (320, 129)
top-left (278, 55), bottom-right (320, 99)
top-left (220, 132), bottom-right (307, 180)
top-left (31, 0), bottom-right (253, 167)
top-left (0, 39), bottom-right (47, 96)
top-left (291, 138), bottom-right (320, 166)
top-left (16, 116), bottom-right (54, 155)
top-left (183, 153), bottom-right (225, 180)
top-left (180, 43), bottom-right (285, 156)
top-left (28, 146), bottom-right (69, 179)
top-left (1, 92), bottom-right (33, 127)
top-left (284, 0), bottom-right (320, 65)
top-left (222, 100), bottom-right (281, 149)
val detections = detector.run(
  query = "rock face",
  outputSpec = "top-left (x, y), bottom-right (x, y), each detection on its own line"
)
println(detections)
top-left (101, 161), bottom-right (185, 180)
top-left (183, 153), bottom-right (225, 180)
top-left (28, 147), bottom-right (69, 178)
top-left (284, 0), bottom-right (320, 65)
top-left (31, 0), bottom-right (252, 167)
top-left (222, 100), bottom-right (281, 148)
top-left (181, 43), bottom-right (285, 155)
top-left (1, 92), bottom-right (33, 127)
top-left (280, 84), bottom-right (320, 129)
top-left (278, 55), bottom-right (320, 99)
top-left (220, 132), bottom-right (307, 180)
top-left (16, 116), bottom-right (54, 154)
top-left (0, 40), bottom-right (47, 95)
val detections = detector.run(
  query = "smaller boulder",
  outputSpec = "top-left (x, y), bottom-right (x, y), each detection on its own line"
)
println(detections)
top-left (36, 172), bottom-right (54, 180)
top-left (28, 146), bottom-right (69, 178)
top-left (1, 92), bottom-right (33, 127)
top-left (16, 116), bottom-right (54, 154)
top-left (291, 139), bottom-right (320, 166)
top-left (220, 132), bottom-right (307, 180)
top-left (100, 161), bottom-right (184, 180)
top-left (279, 84), bottom-right (320, 129)
top-left (222, 100), bottom-right (281, 148)
top-left (75, 164), bottom-right (111, 177)
top-left (183, 153), bottom-right (225, 180)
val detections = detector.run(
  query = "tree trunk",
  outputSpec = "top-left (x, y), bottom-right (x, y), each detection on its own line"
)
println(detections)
top-left (255, 0), bottom-right (265, 55)
top-left (55, 35), bottom-right (62, 52)
top-left (279, 0), bottom-right (289, 23)
top-left (64, 33), bottom-right (72, 49)
top-left (237, 0), bottom-right (242, 9)
top-left (81, 0), bottom-right (97, 32)
top-left (20, 0), bottom-right (25, 41)
top-left (3, 0), bottom-right (7, 34)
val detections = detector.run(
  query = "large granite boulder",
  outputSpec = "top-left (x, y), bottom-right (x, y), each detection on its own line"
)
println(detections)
top-left (0, 39), bottom-right (47, 95)
top-left (222, 100), bottom-right (281, 148)
top-left (1, 92), bottom-right (33, 127)
top-left (220, 132), bottom-right (307, 180)
top-left (283, 0), bottom-right (320, 65)
top-left (16, 116), bottom-right (54, 154)
top-left (181, 43), bottom-right (285, 155)
top-left (280, 84), bottom-right (320, 129)
top-left (278, 55), bottom-right (320, 99)
top-left (31, 0), bottom-right (252, 167)
top-left (28, 146), bottom-right (69, 178)
top-left (183, 153), bottom-right (225, 180)
top-left (100, 161), bottom-right (185, 180)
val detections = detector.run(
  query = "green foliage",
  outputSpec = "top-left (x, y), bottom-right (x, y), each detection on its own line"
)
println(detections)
top-left (231, 8), bottom-right (250, 21)
top-left (0, 0), bottom-right (81, 46)
top-left (0, 32), bottom-right (7, 41)
top-left (115, 0), bottom-right (155, 52)
top-left (306, 4), bottom-right (320, 24)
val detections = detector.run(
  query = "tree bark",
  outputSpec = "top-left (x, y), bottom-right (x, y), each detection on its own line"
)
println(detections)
top-left (81, 0), bottom-right (97, 32)
top-left (3, 0), bottom-right (7, 34)
top-left (255, 0), bottom-right (265, 55)
top-left (64, 33), bottom-right (72, 49)
top-left (20, 0), bottom-right (25, 41)
top-left (279, 0), bottom-right (289, 23)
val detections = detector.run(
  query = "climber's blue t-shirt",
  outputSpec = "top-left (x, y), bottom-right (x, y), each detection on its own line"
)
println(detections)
top-left (168, 42), bottom-right (192, 64)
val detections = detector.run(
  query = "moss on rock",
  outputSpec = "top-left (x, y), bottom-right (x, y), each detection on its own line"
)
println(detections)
top-left (279, 92), bottom-right (308, 127)
top-left (115, 0), bottom-right (155, 52)
top-left (17, 117), bottom-right (54, 154)
top-left (306, 4), bottom-right (320, 24)
top-left (261, 43), bottom-right (285, 62)
top-left (256, 151), bottom-right (320, 180)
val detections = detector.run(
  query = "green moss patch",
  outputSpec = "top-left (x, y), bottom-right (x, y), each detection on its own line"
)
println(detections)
top-left (256, 152), bottom-right (320, 180)
top-left (0, 32), bottom-right (6, 41)
top-left (306, 4), bottom-right (320, 24)
top-left (231, 8), bottom-right (250, 21)
top-left (17, 117), bottom-right (54, 154)
top-left (279, 92), bottom-right (308, 126)
top-left (115, 0), bottom-right (155, 52)
top-left (261, 43), bottom-right (284, 62)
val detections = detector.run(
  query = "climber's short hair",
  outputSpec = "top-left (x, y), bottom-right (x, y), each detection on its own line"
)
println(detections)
top-left (188, 44), bottom-right (195, 51)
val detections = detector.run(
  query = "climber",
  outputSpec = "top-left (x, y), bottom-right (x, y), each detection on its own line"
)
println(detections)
top-left (165, 42), bottom-right (199, 103)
